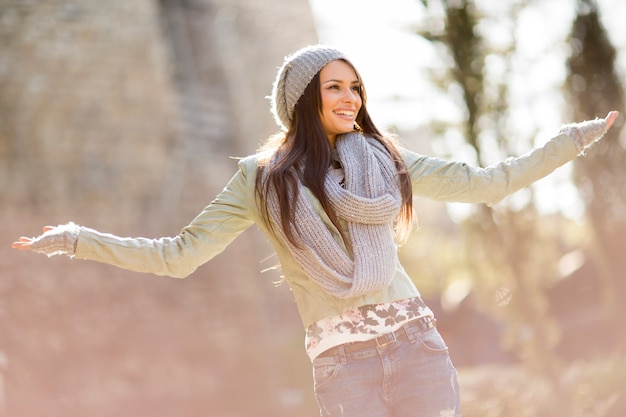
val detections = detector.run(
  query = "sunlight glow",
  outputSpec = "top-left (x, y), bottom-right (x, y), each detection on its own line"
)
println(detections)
top-left (309, 0), bottom-right (625, 218)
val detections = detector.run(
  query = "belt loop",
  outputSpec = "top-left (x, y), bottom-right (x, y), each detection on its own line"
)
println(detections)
top-left (404, 316), bottom-right (436, 342)
top-left (404, 321), bottom-right (418, 343)
top-left (376, 330), bottom-right (398, 349)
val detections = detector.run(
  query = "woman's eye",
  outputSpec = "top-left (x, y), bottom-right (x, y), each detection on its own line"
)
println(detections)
top-left (326, 84), bottom-right (360, 93)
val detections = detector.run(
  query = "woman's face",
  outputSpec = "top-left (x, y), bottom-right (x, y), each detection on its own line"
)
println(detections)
top-left (319, 60), bottom-right (362, 147)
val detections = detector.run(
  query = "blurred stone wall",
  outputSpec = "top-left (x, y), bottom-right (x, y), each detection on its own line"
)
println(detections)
top-left (0, 0), bottom-right (177, 227)
top-left (0, 0), bottom-right (319, 416)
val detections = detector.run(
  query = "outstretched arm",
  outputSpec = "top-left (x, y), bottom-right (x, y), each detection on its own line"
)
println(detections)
top-left (11, 156), bottom-right (262, 278)
top-left (403, 111), bottom-right (620, 205)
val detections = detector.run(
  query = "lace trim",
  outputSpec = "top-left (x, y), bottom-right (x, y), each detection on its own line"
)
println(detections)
top-left (305, 297), bottom-right (434, 361)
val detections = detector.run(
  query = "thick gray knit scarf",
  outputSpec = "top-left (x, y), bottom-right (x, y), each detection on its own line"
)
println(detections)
top-left (265, 132), bottom-right (402, 299)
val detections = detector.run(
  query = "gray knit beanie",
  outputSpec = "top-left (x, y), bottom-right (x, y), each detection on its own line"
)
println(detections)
top-left (270, 45), bottom-right (347, 130)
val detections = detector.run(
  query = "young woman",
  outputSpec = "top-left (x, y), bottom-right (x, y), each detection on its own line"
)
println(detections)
top-left (12, 45), bottom-right (619, 417)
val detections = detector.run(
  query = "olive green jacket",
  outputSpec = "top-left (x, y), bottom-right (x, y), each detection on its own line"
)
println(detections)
top-left (75, 133), bottom-right (578, 328)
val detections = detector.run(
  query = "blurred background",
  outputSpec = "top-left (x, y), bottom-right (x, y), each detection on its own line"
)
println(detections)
top-left (1, 0), bottom-right (625, 416)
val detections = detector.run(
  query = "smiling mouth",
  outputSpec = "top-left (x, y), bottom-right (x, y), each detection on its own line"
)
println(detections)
top-left (334, 110), bottom-right (355, 118)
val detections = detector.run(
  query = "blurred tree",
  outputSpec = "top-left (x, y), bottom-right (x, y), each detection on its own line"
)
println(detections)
top-left (415, 0), bottom-right (626, 414)
top-left (416, 0), bottom-right (568, 394)
top-left (565, 0), bottom-right (626, 346)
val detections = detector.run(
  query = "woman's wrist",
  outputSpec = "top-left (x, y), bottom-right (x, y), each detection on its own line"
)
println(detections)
top-left (30, 222), bottom-right (81, 257)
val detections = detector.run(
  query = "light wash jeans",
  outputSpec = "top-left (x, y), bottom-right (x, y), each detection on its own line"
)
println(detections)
top-left (312, 323), bottom-right (460, 417)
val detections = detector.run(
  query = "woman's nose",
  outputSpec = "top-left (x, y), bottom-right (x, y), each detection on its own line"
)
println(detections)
top-left (344, 88), bottom-right (357, 102)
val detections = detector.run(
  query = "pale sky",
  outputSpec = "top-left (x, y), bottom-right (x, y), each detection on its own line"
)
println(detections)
top-left (310, 0), bottom-right (625, 131)
top-left (309, 0), bottom-right (626, 218)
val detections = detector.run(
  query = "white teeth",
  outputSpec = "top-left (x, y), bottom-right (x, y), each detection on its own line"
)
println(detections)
top-left (335, 110), bottom-right (354, 116)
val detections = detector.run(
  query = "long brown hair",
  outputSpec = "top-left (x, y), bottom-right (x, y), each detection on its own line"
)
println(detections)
top-left (256, 59), bottom-right (413, 246)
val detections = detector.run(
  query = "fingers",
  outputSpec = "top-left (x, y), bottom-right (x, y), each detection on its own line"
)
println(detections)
top-left (11, 237), bottom-right (33, 250)
top-left (606, 111), bottom-right (619, 129)
top-left (12, 226), bottom-right (55, 249)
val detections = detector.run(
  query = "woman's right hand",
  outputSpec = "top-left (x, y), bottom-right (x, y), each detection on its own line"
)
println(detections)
top-left (12, 226), bottom-right (54, 251)
top-left (12, 223), bottom-right (80, 257)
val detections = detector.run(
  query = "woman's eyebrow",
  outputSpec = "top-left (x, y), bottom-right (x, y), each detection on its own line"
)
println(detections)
top-left (321, 78), bottom-right (360, 84)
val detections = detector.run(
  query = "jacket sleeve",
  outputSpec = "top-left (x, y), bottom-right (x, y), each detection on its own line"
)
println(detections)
top-left (74, 157), bottom-right (258, 278)
top-left (402, 133), bottom-right (579, 206)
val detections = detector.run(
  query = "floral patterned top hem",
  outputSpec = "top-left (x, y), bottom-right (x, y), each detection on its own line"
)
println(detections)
top-left (306, 297), bottom-right (434, 361)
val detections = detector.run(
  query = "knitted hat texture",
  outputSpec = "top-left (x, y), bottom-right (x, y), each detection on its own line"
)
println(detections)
top-left (270, 45), bottom-right (347, 130)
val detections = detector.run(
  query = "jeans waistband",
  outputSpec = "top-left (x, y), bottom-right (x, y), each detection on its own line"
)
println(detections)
top-left (318, 316), bottom-right (436, 358)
